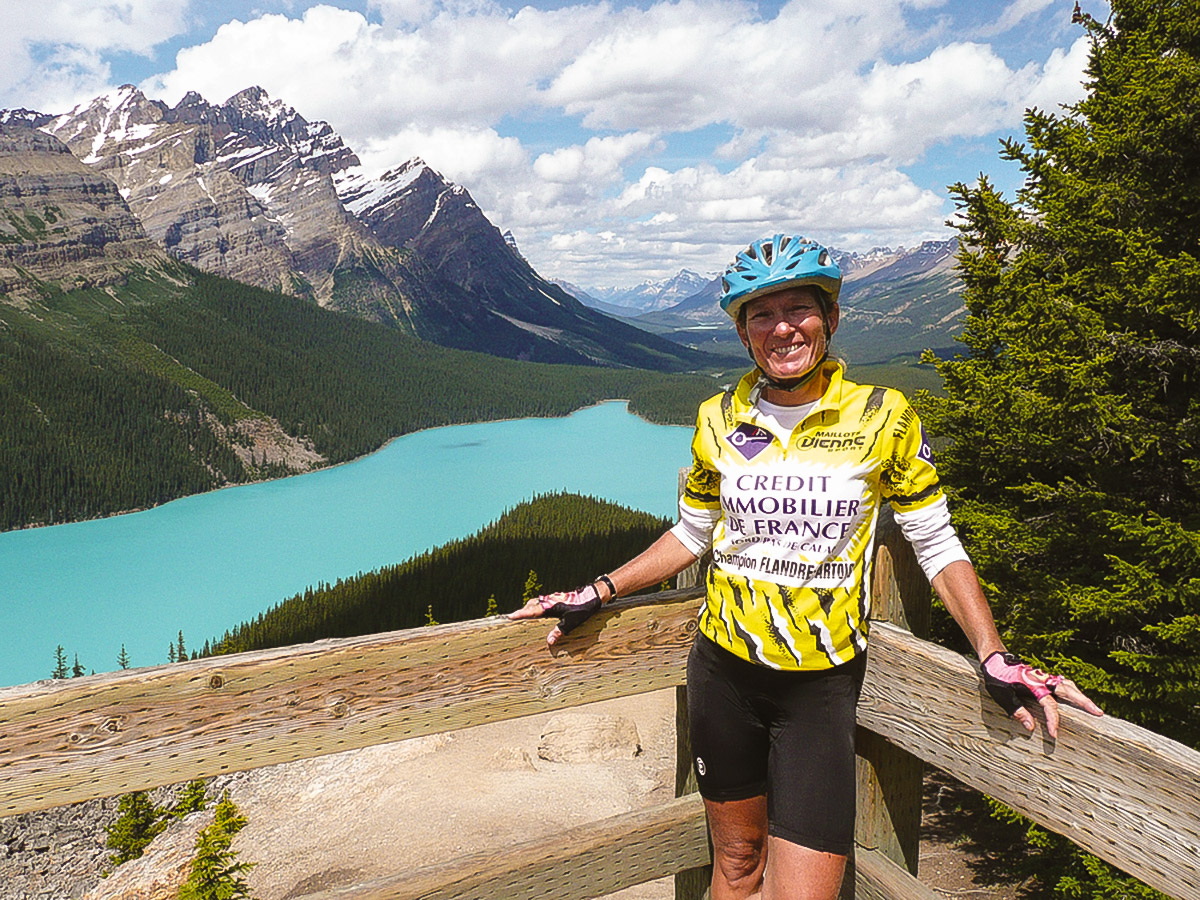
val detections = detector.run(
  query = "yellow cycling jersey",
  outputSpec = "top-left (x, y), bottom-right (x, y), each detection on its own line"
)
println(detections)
top-left (683, 361), bottom-right (943, 671)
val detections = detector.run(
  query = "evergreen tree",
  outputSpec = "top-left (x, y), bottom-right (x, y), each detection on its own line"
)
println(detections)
top-left (51, 645), bottom-right (67, 680)
top-left (171, 780), bottom-right (209, 819)
top-left (71, 653), bottom-right (85, 678)
top-left (104, 791), bottom-right (167, 867)
top-left (168, 642), bottom-right (177, 664)
top-left (522, 569), bottom-right (544, 601)
top-left (199, 493), bottom-right (669, 656)
top-left (177, 630), bottom-right (187, 662)
top-left (177, 792), bottom-right (255, 900)
top-left (919, 1), bottom-right (1199, 895)
top-left (117, 644), bottom-right (131, 670)
top-left (485, 594), bottom-right (498, 617)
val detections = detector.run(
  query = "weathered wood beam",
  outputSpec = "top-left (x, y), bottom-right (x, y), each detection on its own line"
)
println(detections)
top-left (287, 795), bottom-right (932, 900)
top-left (291, 793), bottom-right (710, 900)
top-left (853, 509), bottom-right (929, 884)
top-left (853, 846), bottom-right (944, 900)
top-left (0, 588), bottom-right (703, 817)
top-left (2, 591), bottom-right (1198, 899)
top-left (860, 621), bottom-right (1200, 900)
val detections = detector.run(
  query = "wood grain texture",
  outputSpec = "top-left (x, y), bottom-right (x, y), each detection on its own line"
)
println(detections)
top-left (853, 847), bottom-right (944, 900)
top-left (292, 793), bottom-right (711, 900)
top-left (0, 587), bottom-right (704, 817)
top-left (859, 622), bottom-right (1200, 900)
top-left (855, 508), bottom-right (928, 881)
top-left (2, 587), bottom-right (1197, 899)
top-left (287, 797), bottom-right (936, 900)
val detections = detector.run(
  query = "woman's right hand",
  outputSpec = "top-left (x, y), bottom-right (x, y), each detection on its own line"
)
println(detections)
top-left (508, 583), bottom-right (604, 646)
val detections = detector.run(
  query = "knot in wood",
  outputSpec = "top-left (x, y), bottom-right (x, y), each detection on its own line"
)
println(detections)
top-left (329, 700), bottom-right (350, 719)
top-left (208, 673), bottom-right (225, 689)
top-left (66, 717), bottom-right (122, 749)
top-left (684, 619), bottom-right (698, 635)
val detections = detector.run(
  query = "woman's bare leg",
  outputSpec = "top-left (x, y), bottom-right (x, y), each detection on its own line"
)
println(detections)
top-left (705, 795), bottom-right (768, 900)
top-left (759, 835), bottom-right (847, 900)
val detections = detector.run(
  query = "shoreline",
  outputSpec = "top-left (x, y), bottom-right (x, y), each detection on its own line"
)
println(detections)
top-left (2, 398), bottom-right (665, 536)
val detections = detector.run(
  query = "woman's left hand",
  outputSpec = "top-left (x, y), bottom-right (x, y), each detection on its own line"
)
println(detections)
top-left (981, 651), bottom-right (1104, 738)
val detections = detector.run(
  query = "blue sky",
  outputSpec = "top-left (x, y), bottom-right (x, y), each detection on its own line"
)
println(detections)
top-left (1, 0), bottom-right (1109, 286)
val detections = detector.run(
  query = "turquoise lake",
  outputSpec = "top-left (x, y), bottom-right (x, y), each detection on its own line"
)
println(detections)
top-left (0, 402), bottom-right (692, 688)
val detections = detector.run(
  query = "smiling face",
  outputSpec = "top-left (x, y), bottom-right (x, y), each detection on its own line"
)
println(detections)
top-left (736, 286), bottom-right (839, 404)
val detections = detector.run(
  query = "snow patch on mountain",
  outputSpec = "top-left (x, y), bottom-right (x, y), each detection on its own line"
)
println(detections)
top-left (335, 158), bottom-right (428, 217)
top-left (574, 269), bottom-right (713, 313)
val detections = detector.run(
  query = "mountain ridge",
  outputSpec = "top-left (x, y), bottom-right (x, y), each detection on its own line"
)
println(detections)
top-left (11, 85), bottom-right (710, 372)
top-left (628, 240), bottom-right (963, 364)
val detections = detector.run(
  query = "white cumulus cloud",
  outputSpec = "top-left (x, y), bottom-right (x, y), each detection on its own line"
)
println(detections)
top-left (0, 0), bottom-right (190, 111)
top-left (3, 0), bottom-right (1098, 285)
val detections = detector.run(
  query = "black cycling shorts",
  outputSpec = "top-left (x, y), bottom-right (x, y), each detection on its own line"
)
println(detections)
top-left (686, 632), bottom-right (866, 855)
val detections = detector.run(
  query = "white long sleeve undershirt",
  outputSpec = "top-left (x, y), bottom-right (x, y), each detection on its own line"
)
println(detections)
top-left (670, 494), bottom-right (969, 583)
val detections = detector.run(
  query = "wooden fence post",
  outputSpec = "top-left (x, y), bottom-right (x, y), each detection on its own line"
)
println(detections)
top-left (675, 468), bottom-right (713, 900)
top-left (850, 505), bottom-right (930, 895)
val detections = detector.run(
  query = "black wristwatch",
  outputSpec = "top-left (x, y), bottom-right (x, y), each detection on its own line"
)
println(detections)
top-left (596, 573), bottom-right (618, 601)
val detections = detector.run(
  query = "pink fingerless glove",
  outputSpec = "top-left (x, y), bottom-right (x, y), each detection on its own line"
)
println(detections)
top-left (981, 651), bottom-right (1064, 716)
top-left (538, 583), bottom-right (603, 636)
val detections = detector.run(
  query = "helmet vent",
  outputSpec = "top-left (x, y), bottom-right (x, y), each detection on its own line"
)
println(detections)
top-left (717, 234), bottom-right (841, 320)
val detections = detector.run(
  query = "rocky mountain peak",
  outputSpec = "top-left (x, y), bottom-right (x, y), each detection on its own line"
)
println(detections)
top-left (335, 156), bottom-right (435, 218)
top-left (206, 87), bottom-right (359, 179)
top-left (0, 108), bottom-right (49, 128)
top-left (6, 84), bottom-right (707, 370)
top-left (45, 85), bottom-right (168, 163)
top-left (167, 90), bottom-right (226, 128)
top-left (222, 86), bottom-right (305, 142)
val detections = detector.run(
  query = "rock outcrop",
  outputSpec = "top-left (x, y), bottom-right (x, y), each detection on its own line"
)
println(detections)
top-left (0, 124), bottom-right (168, 300)
top-left (41, 87), bottom-right (304, 294)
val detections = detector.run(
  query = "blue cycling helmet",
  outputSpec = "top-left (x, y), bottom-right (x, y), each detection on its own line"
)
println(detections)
top-left (719, 234), bottom-right (842, 321)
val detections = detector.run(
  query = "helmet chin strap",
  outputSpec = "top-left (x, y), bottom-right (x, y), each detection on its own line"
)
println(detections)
top-left (756, 350), bottom-right (829, 394)
top-left (741, 311), bottom-right (834, 399)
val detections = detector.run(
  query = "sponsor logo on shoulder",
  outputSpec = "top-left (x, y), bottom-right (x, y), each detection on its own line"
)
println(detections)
top-left (918, 425), bottom-right (935, 464)
top-left (726, 423), bottom-right (773, 460)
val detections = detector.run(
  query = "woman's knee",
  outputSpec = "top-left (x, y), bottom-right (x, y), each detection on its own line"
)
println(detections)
top-left (714, 832), bottom-right (767, 885)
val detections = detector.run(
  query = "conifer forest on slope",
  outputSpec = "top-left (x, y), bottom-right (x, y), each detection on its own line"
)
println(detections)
top-left (0, 265), bottom-right (719, 532)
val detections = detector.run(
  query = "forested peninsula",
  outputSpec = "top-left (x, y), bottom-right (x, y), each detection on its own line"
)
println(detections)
top-left (0, 267), bottom-right (720, 532)
top-left (201, 492), bottom-right (671, 656)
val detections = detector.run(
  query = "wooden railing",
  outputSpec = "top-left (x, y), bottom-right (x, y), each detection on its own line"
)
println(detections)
top-left (2, 519), bottom-right (1198, 900)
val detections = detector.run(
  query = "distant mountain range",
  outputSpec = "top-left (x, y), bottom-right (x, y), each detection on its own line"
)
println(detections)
top-left (611, 241), bottom-right (964, 364)
top-left (2, 84), bottom-right (965, 371)
top-left (2, 85), bottom-right (709, 372)
top-left (558, 269), bottom-right (713, 314)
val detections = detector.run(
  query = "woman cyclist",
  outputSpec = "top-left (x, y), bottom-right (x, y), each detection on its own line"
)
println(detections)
top-left (511, 234), bottom-right (1102, 900)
